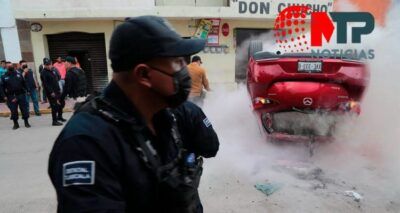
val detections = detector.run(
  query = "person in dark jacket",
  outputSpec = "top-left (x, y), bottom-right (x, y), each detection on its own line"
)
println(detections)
top-left (61, 56), bottom-right (85, 100)
top-left (41, 58), bottom-right (64, 126)
top-left (60, 56), bottom-right (86, 116)
top-left (174, 101), bottom-right (219, 158)
top-left (0, 66), bottom-right (31, 129)
top-left (39, 60), bottom-right (62, 103)
top-left (19, 60), bottom-right (41, 116)
top-left (39, 63), bottom-right (48, 103)
top-left (48, 16), bottom-right (218, 213)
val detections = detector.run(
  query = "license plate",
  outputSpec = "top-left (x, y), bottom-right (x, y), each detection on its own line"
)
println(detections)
top-left (298, 61), bottom-right (322, 72)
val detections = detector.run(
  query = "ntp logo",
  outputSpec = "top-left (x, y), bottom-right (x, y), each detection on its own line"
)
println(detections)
top-left (311, 11), bottom-right (374, 46)
top-left (274, 6), bottom-right (375, 52)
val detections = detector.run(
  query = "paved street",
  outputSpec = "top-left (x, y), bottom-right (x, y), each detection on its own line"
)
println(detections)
top-left (0, 90), bottom-right (399, 213)
top-left (0, 99), bottom-right (76, 117)
top-left (0, 0), bottom-right (398, 212)
top-left (0, 113), bottom-right (71, 212)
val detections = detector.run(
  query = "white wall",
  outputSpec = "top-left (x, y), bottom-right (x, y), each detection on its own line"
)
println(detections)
top-left (156, 0), bottom-right (195, 6)
top-left (30, 20), bottom-right (114, 81)
top-left (12, 0), bottom-right (333, 20)
top-left (170, 19), bottom-right (275, 85)
top-left (11, 0), bottom-right (155, 10)
top-left (23, 0), bottom-right (333, 85)
top-left (29, 18), bottom-right (274, 86)
top-left (156, 0), bottom-right (227, 7)
top-left (0, 0), bottom-right (22, 62)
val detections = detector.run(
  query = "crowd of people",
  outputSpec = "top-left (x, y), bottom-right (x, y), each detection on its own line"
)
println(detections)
top-left (0, 51), bottom-right (210, 130)
top-left (0, 56), bottom-right (86, 129)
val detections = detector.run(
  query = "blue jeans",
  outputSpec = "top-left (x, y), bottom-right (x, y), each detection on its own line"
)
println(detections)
top-left (59, 80), bottom-right (65, 94)
top-left (26, 89), bottom-right (40, 114)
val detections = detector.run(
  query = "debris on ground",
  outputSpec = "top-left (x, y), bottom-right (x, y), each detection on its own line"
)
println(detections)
top-left (345, 190), bottom-right (363, 202)
top-left (273, 161), bottom-right (335, 190)
top-left (311, 182), bottom-right (326, 190)
top-left (254, 182), bottom-right (283, 196)
top-left (295, 167), bottom-right (323, 181)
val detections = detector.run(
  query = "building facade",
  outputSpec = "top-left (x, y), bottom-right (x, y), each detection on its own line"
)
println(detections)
top-left (2, 0), bottom-right (336, 92)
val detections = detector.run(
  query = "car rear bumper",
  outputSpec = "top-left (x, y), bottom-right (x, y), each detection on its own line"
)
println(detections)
top-left (267, 132), bottom-right (333, 143)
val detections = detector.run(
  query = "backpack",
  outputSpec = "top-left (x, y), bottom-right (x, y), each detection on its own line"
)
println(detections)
top-left (70, 67), bottom-right (87, 97)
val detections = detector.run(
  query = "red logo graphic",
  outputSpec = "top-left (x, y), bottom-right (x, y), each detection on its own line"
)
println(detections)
top-left (310, 12), bottom-right (335, 46)
top-left (275, 6), bottom-right (374, 51)
top-left (274, 6), bottom-right (310, 53)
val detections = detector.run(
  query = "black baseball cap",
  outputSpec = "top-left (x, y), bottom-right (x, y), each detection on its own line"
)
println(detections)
top-left (43, 58), bottom-right (51, 65)
top-left (109, 16), bottom-right (206, 72)
top-left (65, 56), bottom-right (76, 64)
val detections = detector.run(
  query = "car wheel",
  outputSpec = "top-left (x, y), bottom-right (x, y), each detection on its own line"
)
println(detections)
top-left (248, 40), bottom-right (263, 60)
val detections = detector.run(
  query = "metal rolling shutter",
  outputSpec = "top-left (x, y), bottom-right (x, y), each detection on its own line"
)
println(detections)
top-left (47, 32), bottom-right (108, 93)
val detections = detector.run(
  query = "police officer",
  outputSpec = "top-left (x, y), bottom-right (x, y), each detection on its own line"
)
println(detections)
top-left (0, 66), bottom-right (31, 129)
top-left (174, 101), bottom-right (219, 158)
top-left (41, 58), bottom-right (64, 126)
top-left (60, 56), bottom-right (86, 117)
top-left (48, 16), bottom-right (219, 213)
top-left (39, 58), bottom-right (62, 104)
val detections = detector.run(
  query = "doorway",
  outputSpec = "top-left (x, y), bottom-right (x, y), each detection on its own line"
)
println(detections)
top-left (47, 32), bottom-right (108, 94)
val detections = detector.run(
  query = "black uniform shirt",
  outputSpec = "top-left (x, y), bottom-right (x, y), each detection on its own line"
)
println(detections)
top-left (41, 68), bottom-right (61, 95)
top-left (0, 70), bottom-right (28, 98)
top-left (48, 81), bottom-right (219, 213)
top-left (174, 101), bottom-right (219, 158)
top-left (61, 67), bottom-right (79, 99)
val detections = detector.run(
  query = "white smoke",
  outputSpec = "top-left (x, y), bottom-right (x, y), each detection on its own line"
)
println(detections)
top-left (333, 0), bottom-right (400, 183)
top-left (199, 1), bottom-right (400, 212)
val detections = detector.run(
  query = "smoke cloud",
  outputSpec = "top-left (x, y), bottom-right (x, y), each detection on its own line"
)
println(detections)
top-left (199, 1), bottom-right (400, 212)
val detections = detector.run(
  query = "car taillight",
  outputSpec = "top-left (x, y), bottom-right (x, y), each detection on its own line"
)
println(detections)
top-left (253, 97), bottom-right (273, 109)
top-left (338, 101), bottom-right (361, 114)
top-left (350, 101), bottom-right (361, 114)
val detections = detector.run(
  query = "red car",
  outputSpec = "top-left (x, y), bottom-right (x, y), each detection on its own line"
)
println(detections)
top-left (246, 42), bottom-right (370, 146)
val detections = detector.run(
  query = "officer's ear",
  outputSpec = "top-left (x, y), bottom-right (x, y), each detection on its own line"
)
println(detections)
top-left (132, 64), bottom-right (151, 88)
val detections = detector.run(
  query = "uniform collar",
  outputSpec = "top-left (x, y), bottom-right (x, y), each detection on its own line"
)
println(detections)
top-left (103, 81), bottom-right (145, 125)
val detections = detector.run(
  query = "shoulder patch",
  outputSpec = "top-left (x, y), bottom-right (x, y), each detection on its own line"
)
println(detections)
top-left (203, 117), bottom-right (212, 128)
top-left (63, 161), bottom-right (95, 187)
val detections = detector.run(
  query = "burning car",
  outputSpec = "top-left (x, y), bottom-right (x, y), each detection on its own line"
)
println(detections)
top-left (246, 41), bottom-right (370, 150)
